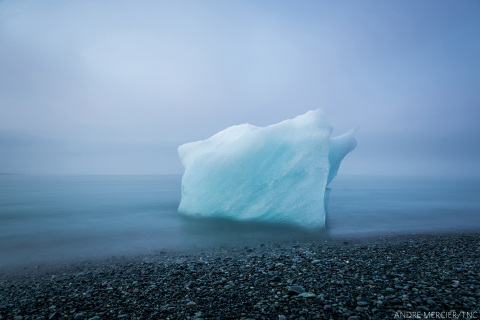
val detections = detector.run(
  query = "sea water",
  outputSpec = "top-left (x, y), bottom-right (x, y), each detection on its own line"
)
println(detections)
top-left (1, 174), bottom-right (479, 268)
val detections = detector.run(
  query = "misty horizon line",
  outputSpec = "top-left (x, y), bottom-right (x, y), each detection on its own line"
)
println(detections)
top-left (2, 172), bottom-right (478, 178)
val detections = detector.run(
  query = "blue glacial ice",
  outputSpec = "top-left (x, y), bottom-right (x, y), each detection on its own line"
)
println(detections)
top-left (177, 109), bottom-right (357, 228)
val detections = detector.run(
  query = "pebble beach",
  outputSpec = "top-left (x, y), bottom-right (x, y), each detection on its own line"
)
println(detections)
top-left (1, 232), bottom-right (480, 320)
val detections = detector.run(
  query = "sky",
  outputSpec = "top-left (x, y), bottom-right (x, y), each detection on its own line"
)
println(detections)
top-left (0, 0), bottom-right (479, 176)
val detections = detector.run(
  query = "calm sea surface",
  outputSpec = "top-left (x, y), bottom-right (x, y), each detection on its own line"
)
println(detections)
top-left (1, 174), bottom-right (479, 267)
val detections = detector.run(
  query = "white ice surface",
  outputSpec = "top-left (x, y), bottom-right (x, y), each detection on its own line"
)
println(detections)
top-left (178, 109), bottom-right (356, 228)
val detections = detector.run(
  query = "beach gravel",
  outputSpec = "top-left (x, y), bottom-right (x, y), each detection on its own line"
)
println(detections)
top-left (1, 232), bottom-right (479, 319)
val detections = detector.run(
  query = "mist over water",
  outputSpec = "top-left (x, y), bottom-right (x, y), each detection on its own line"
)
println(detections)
top-left (327, 175), bottom-right (480, 235)
top-left (1, 174), bottom-right (479, 268)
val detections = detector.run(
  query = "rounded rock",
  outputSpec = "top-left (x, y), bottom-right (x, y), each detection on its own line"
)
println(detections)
top-left (357, 301), bottom-right (369, 307)
top-left (270, 275), bottom-right (282, 282)
top-left (288, 286), bottom-right (305, 295)
top-left (49, 313), bottom-right (62, 320)
top-left (298, 292), bottom-right (316, 298)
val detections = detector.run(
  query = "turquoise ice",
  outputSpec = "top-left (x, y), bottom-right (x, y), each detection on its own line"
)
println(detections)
top-left (177, 109), bottom-right (357, 228)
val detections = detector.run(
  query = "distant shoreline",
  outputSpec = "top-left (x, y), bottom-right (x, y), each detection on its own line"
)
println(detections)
top-left (1, 231), bottom-right (479, 319)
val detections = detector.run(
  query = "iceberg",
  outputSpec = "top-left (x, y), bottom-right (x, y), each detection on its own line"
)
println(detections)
top-left (177, 109), bottom-right (357, 228)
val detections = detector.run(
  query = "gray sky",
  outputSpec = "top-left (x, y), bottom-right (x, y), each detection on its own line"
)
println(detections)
top-left (1, 0), bottom-right (479, 176)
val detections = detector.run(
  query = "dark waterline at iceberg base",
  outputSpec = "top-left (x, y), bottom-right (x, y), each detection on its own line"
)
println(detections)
top-left (1, 174), bottom-right (479, 268)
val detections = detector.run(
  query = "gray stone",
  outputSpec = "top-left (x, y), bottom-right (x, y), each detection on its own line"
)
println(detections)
top-left (357, 301), bottom-right (369, 307)
top-left (185, 281), bottom-right (196, 289)
top-left (288, 286), bottom-right (305, 295)
top-left (49, 313), bottom-right (62, 320)
top-left (270, 275), bottom-right (281, 282)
